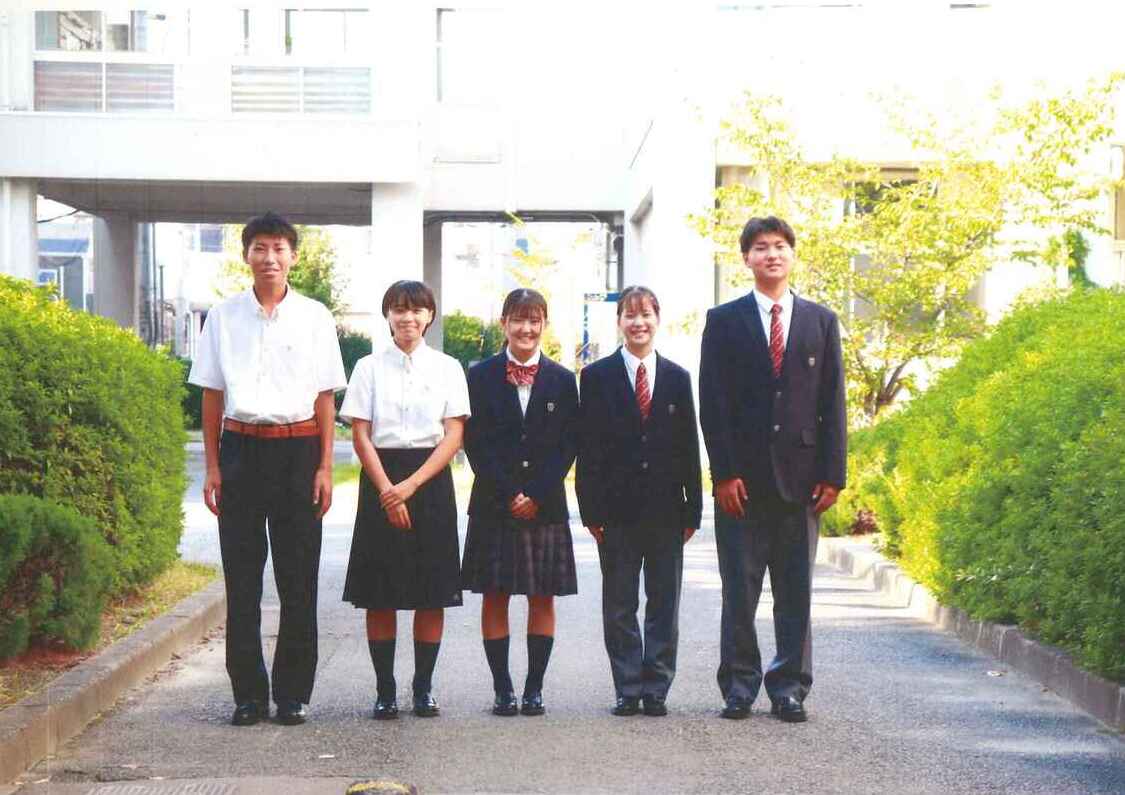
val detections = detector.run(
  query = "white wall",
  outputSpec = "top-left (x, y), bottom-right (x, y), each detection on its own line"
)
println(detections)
top-left (0, 177), bottom-right (37, 279)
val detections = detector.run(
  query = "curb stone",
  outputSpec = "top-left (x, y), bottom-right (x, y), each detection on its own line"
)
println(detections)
top-left (0, 580), bottom-right (227, 785)
top-left (818, 536), bottom-right (1124, 733)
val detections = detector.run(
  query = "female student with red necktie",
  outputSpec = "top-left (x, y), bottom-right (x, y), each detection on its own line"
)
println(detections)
top-left (461, 288), bottom-right (580, 717)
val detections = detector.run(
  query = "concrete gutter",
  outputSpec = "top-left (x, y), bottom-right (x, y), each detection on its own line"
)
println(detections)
top-left (818, 536), bottom-right (1125, 733)
top-left (0, 580), bottom-right (226, 785)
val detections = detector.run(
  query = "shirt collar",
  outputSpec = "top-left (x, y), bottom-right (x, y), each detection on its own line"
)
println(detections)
top-left (247, 285), bottom-right (291, 319)
top-left (752, 288), bottom-right (794, 317)
top-left (505, 347), bottom-right (542, 368)
top-left (620, 346), bottom-right (656, 374)
top-left (386, 338), bottom-right (430, 366)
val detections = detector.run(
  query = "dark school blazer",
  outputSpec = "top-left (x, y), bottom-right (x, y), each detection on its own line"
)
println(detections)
top-left (576, 349), bottom-right (703, 531)
top-left (699, 292), bottom-right (847, 504)
top-left (464, 351), bottom-right (580, 523)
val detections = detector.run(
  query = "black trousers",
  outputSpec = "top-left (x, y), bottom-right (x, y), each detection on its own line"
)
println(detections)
top-left (217, 430), bottom-right (322, 706)
top-left (597, 524), bottom-right (684, 700)
top-left (714, 495), bottom-right (818, 704)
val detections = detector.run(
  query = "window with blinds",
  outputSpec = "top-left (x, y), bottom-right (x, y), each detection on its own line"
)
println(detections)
top-left (231, 66), bottom-right (370, 114)
top-left (35, 61), bottom-right (175, 112)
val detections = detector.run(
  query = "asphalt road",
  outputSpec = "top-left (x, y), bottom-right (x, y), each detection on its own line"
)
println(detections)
top-left (7, 451), bottom-right (1124, 794)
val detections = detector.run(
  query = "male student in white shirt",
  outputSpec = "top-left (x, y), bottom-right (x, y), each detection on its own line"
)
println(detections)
top-left (189, 211), bottom-right (346, 727)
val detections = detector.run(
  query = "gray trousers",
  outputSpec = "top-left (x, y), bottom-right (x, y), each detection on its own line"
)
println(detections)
top-left (714, 497), bottom-right (819, 704)
top-left (597, 524), bottom-right (684, 700)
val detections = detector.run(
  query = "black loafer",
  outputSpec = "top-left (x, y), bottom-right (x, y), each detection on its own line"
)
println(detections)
top-left (612, 696), bottom-right (641, 716)
top-left (492, 692), bottom-right (519, 716)
top-left (720, 698), bottom-right (752, 720)
top-left (372, 699), bottom-right (399, 720)
top-left (642, 695), bottom-right (668, 717)
top-left (231, 701), bottom-right (266, 726)
top-left (520, 691), bottom-right (545, 716)
top-left (275, 700), bottom-right (307, 726)
top-left (770, 696), bottom-right (807, 723)
top-left (413, 693), bottom-right (440, 717)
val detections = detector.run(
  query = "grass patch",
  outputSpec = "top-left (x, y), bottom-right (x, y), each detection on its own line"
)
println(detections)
top-left (334, 462), bottom-right (363, 485)
top-left (0, 559), bottom-right (218, 709)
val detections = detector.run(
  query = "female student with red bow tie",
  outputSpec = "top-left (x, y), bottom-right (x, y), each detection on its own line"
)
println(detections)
top-left (461, 288), bottom-right (580, 717)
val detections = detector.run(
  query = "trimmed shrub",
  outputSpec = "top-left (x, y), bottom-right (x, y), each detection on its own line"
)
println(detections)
top-left (0, 275), bottom-right (186, 595)
top-left (177, 356), bottom-right (204, 430)
top-left (832, 288), bottom-right (1125, 680)
top-left (442, 311), bottom-right (504, 372)
top-left (0, 494), bottom-right (113, 658)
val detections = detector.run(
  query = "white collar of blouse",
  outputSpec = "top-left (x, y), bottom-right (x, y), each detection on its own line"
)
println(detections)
top-left (505, 346), bottom-right (542, 368)
top-left (385, 338), bottom-right (431, 366)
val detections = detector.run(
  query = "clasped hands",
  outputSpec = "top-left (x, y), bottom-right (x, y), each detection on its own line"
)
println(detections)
top-left (378, 479), bottom-right (417, 530)
top-left (715, 477), bottom-right (839, 518)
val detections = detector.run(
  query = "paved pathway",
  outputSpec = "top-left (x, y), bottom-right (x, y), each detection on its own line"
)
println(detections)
top-left (5, 452), bottom-right (1123, 794)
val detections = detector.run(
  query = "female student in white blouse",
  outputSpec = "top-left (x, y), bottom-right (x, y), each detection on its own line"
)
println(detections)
top-left (338, 280), bottom-right (470, 719)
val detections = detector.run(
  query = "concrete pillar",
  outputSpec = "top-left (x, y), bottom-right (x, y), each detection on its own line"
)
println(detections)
top-left (0, 10), bottom-right (34, 112)
top-left (92, 213), bottom-right (140, 330)
top-left (370, 181), bottom-right (423, 346)
top-left (423, 218), bottom-right (443, 349)
top-left (0, 178), bottom-right (37, 281)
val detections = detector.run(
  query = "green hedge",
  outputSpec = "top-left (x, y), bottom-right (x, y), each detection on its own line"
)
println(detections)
top-left (826, 288), bottom-right (1125, 680)
top-left (443, 311), bottom-right (504, 373)
top-left (0, 275), bottom-right (186, 600)
top-left (0, 494), bottom-right (113, 658)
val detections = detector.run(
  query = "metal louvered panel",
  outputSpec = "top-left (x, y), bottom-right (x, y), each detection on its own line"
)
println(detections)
top-left (106, 63), bottom-right (174, 112)
top-left (231, 66), bottom-right (300, 113)
top-left (34, 61), bottom-right (102, 111)
top-left (303, 67), bottom-right (371, 114)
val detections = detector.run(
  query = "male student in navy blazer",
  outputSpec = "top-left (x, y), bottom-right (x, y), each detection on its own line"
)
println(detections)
top-left (577, 286), bottom-right (702, 717)
top-left (699, 216), bottom-right (846, 723)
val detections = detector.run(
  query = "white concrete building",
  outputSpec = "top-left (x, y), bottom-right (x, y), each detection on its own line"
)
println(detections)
top-left (3, 2), bottom-right (1124, 370)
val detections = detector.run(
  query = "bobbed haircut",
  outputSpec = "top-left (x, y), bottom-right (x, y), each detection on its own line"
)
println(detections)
top-left (739, 215), bottom-right (796, 254)
top-left (616, 285), bottom-right (661, 318)
top-left (382, 280), bottom-right (437, 337)
top-left (501, 288), bottom-right (548, 323)
top-left (242, 211), bottom-right (299, 258)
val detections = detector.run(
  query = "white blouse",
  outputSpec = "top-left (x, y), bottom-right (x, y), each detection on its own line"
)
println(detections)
top-left (505, 346), bottom-right (542, 416)
top-left (339, 340), bottom-right (471, 448)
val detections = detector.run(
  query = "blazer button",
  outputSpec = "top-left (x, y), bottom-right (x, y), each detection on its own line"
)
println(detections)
top-left (640, 434), bottom-right (647, 443)
top-left (520, 434), bottom-right (527, 442)
top-left (773, 424), bottom-right (781, 432)
top-left (775, 391), bottom-right (782, 400)
top-left (521, 460), bottom-right (529, 468)
top-left (641, 461), bottom-right (649, 470)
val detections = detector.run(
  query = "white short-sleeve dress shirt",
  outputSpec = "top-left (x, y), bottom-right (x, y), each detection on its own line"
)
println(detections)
top-left (188, 288), bottom-right (347, 424)
top-left (620, 347), bottom-right (657, 397)
top-left (753, 288), bottom-right (795, 347)
top-left (505, 347), bottom-right (542, 416)
top-left (339, 340), bottom-right (471, 448)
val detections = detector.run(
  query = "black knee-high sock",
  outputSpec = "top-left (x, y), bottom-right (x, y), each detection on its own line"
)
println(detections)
top-left (368, 639), bottom-right (396, 701)
top-left (413, 641), bottom-right (441, 696)
top-left (524, 634), bottom-right (554, 696)
top-left (483, 636), bottom-right (514, 695)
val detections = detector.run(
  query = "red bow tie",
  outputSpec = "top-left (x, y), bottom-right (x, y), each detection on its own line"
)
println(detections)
top-left (506, 360), bottom-right (539, 387)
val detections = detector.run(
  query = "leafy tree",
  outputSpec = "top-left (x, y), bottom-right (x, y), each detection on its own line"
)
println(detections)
top-left (692, 77), bottom-right (1122, 421)
top-left (504, 215), bottom-right (566, 361)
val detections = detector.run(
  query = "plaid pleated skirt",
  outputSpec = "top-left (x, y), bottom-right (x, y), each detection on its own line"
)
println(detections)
top-left (461, 515), bottom-right (578, 596)
top-left (343, 448), bottom-right (463, 611)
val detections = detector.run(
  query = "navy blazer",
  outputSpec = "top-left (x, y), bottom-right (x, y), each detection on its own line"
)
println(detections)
top-left (576, 350), bottom-right (703, 530)
top-left (699, 292), bottom-right (847, 504)
top-left (464, 352), bottom-right (579, 523)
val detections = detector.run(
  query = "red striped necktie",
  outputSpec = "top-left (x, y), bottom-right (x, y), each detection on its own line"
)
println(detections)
top-left (769, 303), bottom-right (785, 378)
top-left (635, 361), bottom-right (651, 421)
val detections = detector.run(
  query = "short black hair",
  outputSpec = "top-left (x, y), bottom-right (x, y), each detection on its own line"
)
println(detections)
top-left (382, 280), bottom-right (437, 337)
top-left (501, 288), bottom-right (548, 323)
top-left (242, 211), bottom-right (299, 258)
top-left (739, 215), bottom-right (796, 254)
top-left (616, 285), bottom-right (660, 318)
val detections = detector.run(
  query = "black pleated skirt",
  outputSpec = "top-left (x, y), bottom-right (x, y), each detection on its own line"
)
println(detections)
top-left (343, 448), bottom-right (463, 610)
top-left (461, 515), bottom-right (578, 596)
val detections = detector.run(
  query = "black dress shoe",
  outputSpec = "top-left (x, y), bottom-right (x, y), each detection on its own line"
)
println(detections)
top-left (770, 696), bottom-right (807, 723)
top-left (372, 699), bottom-right (399, 720)
top-left (492, 692), bottom-right (519, 716)
top-left (413, 693), bottom-right (440, 717)
top-left (612, 696), bottom-right (641, 716)
top-left (720, 698), bottom-right (752, 720)
top-left (275, 700), bottom-right (307, 726)
top-left (231, 701), bottom-right (266, 726)
top-left (520, 691), bottom-right (545, 716)
top-left (642, 695), bottom-right (668, 717)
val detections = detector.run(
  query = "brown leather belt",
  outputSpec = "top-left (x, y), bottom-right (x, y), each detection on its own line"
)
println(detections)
top-left (222, 417), bottom-right (319, 439)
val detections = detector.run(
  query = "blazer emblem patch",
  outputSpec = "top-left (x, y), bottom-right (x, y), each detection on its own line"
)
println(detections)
top-left (808, 356), bottom-right (816, 367)
top-left (547, 402), bottom-right (555, 413)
